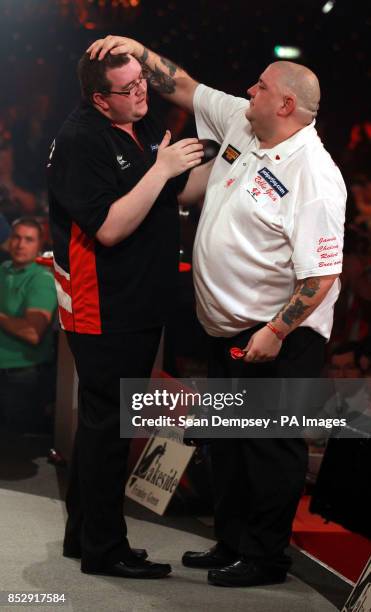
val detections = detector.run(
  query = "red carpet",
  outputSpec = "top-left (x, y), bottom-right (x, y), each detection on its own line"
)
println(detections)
top-left (292, 495), bottom-right (371, 583)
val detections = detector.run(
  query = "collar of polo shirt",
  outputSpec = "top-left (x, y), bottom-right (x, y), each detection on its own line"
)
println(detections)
top-left (252, 120), bottom-right (316, 164)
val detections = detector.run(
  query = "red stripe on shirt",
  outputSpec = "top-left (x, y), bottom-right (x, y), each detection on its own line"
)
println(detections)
top-left (54, 268), bottom-right (71, 296)
top-left (54, 267), bottom-right (74, 331)
top-left (69, 222), bottom-right (102, 334)
top-left (59, 306), bottom-right (75, 331)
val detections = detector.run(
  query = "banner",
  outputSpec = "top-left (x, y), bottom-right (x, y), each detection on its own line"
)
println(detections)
top-left (342, 555), bottom-right (371, 612)
top-left (125, 427), bottom-right (195, 515)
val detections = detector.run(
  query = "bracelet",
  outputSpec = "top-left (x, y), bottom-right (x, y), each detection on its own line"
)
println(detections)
top-left (266, 322), bottom-right (286, 341)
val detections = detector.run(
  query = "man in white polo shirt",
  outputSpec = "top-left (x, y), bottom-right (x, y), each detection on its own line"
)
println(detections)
top-left (89, 36), bottom-right (347, 588)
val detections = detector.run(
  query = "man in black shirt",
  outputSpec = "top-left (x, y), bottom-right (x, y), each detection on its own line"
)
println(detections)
top-left (48, 51), bottom-right (211, 579)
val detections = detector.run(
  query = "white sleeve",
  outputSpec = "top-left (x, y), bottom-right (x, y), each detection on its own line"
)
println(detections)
top-left (291, 198), bottom-right (345, 278)
top-left (193, 84), bottom-right (249, 144)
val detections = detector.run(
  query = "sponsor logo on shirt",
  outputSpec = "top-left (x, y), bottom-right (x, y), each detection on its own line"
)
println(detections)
top-left (257, 167), bottom-right (289, 197)
top-left (222, 144), bottom-right (241, 165)
top-left (316, 236), bottom-right (342, 268)
top-left (225, 178), bottom-right (236, 188)
top-left (246, 186), bottom-right (262, 201)
top-left (116, 155), bottom-right (131, 170)
top-left (246, 174), bottom-right (280, 203)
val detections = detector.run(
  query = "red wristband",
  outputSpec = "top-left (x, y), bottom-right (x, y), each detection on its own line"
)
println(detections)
top-left (266, 322), bottom-right (286, 341)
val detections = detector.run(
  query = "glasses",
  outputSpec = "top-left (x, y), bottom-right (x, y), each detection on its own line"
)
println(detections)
top-left (103, 72), bottom-right (147, 97)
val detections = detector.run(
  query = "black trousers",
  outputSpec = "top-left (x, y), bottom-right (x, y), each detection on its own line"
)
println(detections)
top-left (64, 327), bottom-right (162, 566)
top-left (208, 325), bottom-right (326, 569)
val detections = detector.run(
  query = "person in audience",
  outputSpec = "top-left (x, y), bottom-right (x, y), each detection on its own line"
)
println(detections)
top-left (0, 217), bottom-right (57, 433)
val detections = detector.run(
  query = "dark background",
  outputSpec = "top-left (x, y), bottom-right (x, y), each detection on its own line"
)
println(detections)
top-left (0, 0), bottom-right (369, 160)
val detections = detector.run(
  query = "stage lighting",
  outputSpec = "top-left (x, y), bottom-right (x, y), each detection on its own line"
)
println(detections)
top-left (322, 1), bottom-right (335, 14)
top-left (273, 46), bottom-right (302, 59)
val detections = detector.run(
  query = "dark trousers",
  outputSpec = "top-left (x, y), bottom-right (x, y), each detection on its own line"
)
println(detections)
top-left (208, 325), bottom-right (326, 569)
top-left (64, 327), bottom-right (162, 566)
top-left (0, 363), bottom-right (55, 433)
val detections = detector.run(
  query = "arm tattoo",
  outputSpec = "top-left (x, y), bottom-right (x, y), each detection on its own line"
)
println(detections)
top-left (139, 47), bottom-right (149, 64)
top-left (161, 56), bottom-right (177, 76)
top-left (139, 47), bottom-right (178, 94)
top-left (299, 277), bottom-right (320, 298)
top-left (281, 298), bottom-right (310, 326)
top-left (147, 66), bottom-right (176, 94)
top-left (271, 277), bottom-right (320, 327)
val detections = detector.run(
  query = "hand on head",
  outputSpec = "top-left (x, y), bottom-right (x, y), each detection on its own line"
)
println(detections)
top-left (87, 36), bottom-right (143, 62)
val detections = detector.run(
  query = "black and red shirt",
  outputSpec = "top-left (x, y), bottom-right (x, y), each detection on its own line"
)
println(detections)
top-left (48, 102), bottom-right (187, 334)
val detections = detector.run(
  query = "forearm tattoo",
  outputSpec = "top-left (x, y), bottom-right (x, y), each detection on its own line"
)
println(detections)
top-left (281, 298), bottom-right (310, 326)
top-left (161, 57), bottom-right (177, 76)
top-left (139, 47), bottom-right (177, 94)
top-left (272, 277), bottom-right (321, 327)
top-left (139, 47), bottom-right (149, 64)
top-left (299, 277), bottom-right (321, 298)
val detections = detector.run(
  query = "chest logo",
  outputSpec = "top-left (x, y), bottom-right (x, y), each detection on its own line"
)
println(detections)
top-left (222, 144), bottom-right (241, 165)
top-left (246, 186), bottom-right (263, 201)
top-left (116, 155), bottom-right (131, 170)
top-left (246, 174), bottom-right (281, 204)
top-left (257, 167), bottom-right (288, 197)
top-left (225, 178), bottom-right (236, 188)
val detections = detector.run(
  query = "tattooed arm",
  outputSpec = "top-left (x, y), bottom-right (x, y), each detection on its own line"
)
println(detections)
top-left (87, 36), bottom-right (198, 113)
top-left (243, 274), bottom-right (338, 363)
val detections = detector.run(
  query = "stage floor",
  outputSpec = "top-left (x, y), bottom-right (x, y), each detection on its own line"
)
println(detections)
top-left (0, 432), bottom-right (352, 612)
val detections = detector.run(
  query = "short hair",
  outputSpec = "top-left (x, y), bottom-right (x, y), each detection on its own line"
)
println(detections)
top-left (330, 341), bottom-right (359, 358)
top-left (77, 52), bottom-right (131, 103)
top-left (11, 217), bottom-right (43, 240)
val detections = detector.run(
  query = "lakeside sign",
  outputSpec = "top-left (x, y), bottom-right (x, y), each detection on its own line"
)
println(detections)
top-left (125, 428), bottom-right (195, 515)
top-left (342, 555), bottom-right (371, 612)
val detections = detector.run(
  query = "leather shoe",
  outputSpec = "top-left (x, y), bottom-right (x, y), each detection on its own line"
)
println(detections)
top-left (182, 543), bottom-right (238, 568)
top-left (63, 545), bottom-right (147, 561)
top-left (208, 559), bottom-right (287, 587)
top-left (81, 556), bottom-right (171, 579)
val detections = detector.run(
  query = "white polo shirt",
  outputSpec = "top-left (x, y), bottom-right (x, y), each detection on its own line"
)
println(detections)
top-left (192, 84), bottom-right (347, 339)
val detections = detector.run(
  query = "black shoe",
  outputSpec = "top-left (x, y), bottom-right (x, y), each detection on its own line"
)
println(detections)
top-left (63, 545), bottom-right (148, 562)
top-left (81, 556), bottom-right (172, 579)
top-left (182, 543), bottom-right (238, 568)
top-left (208, 559), bottom-right (287, 587)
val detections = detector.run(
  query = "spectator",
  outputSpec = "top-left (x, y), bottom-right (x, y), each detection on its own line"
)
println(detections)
top-left (327, 341), bottom-right (362, 378)
top-left (305, 342), bottom-right (370, 443)
top-left (0, 217), bottom-right (57, 433)
top-left (331, 253), bottom-right (371, 344)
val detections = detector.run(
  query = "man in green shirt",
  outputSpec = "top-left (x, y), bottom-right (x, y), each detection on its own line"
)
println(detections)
top-left (0, 217), bottom-right (57, 432)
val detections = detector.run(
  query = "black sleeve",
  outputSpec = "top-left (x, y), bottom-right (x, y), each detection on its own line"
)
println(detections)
top-left (49, 131), bottom-right (120, 238)
top-left (149, 110), bottom-right (192, 197)
top-left (172, 168), bottom-right (191, 195)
